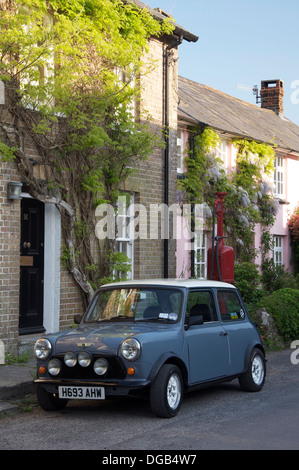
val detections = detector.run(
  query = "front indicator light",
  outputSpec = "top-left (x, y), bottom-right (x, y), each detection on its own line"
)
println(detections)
top-left (48, 359), bottom-right (61, 376)
top-left (127, 367), bottom-right (135, 375)
top-left (39, 366), bottom-right (46, 374)
top-left (78, 351), bottom-right (91, 367)
top-left (93, 358), bottom-right (108, 376)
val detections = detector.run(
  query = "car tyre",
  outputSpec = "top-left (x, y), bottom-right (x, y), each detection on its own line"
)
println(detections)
top-left (36, 384), bottom-right (68, 411)
top-left (150, 364), bottom-right (183, 418)
top-left (239, 348), bottom-right (266, 392)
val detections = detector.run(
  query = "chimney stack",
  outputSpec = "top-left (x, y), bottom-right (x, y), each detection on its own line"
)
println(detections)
top-left (260, 79), bottom-right (284, 116)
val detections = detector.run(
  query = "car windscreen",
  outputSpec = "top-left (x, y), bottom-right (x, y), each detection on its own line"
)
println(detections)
top-left (84, 287), bottom-right (183, 323)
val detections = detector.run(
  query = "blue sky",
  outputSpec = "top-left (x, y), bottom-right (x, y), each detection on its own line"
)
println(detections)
top-left (145, 0), bottom-right (299, 125)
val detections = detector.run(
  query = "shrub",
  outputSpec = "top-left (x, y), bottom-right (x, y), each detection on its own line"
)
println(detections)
top-left (234, 262), bottom-right (261, 303)
top-left (257, 288), bottom-right (299, 343)
top-left (288, 204), bottom-right (299, 274)
top-left (261, 259), bottom-right (297, 293)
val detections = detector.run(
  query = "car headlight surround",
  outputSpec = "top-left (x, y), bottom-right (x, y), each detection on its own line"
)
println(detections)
top-left (93, 358), bottom-right (108, 376)
top-left (34, 338), bottom-right (52, 360)
top-left (78, 351), bottom-right (91, 367)
top-left (121, 338), bottom-right (141, 361)
top-left (64, 352), bottom-right (77, 367)
top-left (48, 358), bottom-right (61, 376)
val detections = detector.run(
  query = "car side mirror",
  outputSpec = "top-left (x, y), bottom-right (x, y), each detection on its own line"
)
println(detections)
top-left (185, 314), bottom-right (204, 330)
top-left (74, 314), bottom-right (83, 325)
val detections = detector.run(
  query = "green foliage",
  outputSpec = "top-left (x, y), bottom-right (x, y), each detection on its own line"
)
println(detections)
top-left (261, 259), bottom-right (299, 293)
top-left (179, 127), bottom-right (223, 206)
top-left (96, 250), bottom-right (132, 287)
top-left (0, 0), bottom-right (172, 299)
top-left (234, 262), bottom-right (261, 303)
top-left (231, 138), bottom-right (276, 262)
top-left (288, 204), bottom-right (299, 274)
top-left (5, 351), bottom-right (31, 365)
top-left (179, 129), bottom-right (277, 262)
top-left (258, 288), bottom-right (299, 342)
top-left (233, 139), bottom-right (275, 194)
top-left (0, 142), bottom-right (18, 162)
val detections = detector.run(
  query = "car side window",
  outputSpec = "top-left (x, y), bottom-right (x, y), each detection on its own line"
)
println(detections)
top-left (186, 290), bottom-right (218, 323)
top-left (217, 290), bottom-right (246, 322)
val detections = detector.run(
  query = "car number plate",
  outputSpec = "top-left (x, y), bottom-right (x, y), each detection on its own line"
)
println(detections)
top-left (58, 386), bottom-right (105, 400)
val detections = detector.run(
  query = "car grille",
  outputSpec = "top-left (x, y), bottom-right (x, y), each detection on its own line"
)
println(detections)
top-left (55, 355), bottom-right (127, 380)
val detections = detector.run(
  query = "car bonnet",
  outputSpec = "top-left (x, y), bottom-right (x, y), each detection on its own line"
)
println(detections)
top-left (50, 322), bottom-right (173, 356)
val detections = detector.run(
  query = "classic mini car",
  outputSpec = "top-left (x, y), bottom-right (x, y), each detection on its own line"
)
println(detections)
top-left (34, 279), bottom-right (266, 418)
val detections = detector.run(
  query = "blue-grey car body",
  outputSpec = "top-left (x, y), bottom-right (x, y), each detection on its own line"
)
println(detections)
top-left (34, 279), bottom-right (265, 417)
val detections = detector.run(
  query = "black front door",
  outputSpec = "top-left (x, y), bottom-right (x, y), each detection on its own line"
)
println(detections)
top-left (19, 198), bottom-right (45, 334)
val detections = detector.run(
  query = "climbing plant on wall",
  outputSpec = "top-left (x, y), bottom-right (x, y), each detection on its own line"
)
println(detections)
top-left (0, 0), bottom-right (173, 304)
top-left (179, 127), bottom-right (277, 263)
top-left (232, 137), bottom-right (277, 262)
top-left (288, 204), bottom-right (299, 273)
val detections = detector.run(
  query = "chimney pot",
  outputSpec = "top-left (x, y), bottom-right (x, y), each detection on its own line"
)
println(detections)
top-left (260, 79), bottom-right (284, 116)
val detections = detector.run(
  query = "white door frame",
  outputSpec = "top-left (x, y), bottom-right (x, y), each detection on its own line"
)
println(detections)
top-left (21, 193), bottom-right (61, 334)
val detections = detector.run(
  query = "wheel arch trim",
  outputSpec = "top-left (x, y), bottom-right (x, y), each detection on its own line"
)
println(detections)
top-left (147, 353), bottom-right (188, 385)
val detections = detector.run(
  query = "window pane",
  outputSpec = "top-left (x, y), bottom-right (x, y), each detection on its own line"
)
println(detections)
top-left (85, 288), bottom-right (182, 323)
top-left (274, 157), bottom-right (284, 197)
top-left (273, 236), bottom-right (283, 267)
top-left (194, 232), bottom-right (207, 279)
top-left (186, 290), bottom-right (217, 322)
top-left (217, 291), bottom-right (245, 322)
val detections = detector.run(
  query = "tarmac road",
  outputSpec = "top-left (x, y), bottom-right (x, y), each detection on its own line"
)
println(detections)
top-left (0, 349), bottom-right (298, 451)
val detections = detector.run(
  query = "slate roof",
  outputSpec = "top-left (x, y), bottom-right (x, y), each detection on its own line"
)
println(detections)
top-left (178, 76), bottom-right (299, 154)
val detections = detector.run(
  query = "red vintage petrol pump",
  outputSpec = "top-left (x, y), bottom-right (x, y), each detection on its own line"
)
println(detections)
top-left (207, 192), bottom-right (234, 283)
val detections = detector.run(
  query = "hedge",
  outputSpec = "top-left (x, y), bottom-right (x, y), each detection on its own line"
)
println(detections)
top-left (258, 288), bottom-right (299, 342)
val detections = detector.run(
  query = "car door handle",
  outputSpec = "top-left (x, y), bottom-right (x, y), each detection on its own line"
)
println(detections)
top-left (219, 331), bottom-right (228, 336)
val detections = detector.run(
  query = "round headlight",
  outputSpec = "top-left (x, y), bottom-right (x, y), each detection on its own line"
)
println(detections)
top-left (34, 339), bottom-right (52, 360)
top-left (121, 338), bottom-right (141, 361)
top-left (48, 358), bottom-right (61, 376)
top-left (64, 352), bottom-right (77, 367)
top-left (93, 358), bottom-right (108, 376)
top-left (78, 351), bottom-right (91, 367)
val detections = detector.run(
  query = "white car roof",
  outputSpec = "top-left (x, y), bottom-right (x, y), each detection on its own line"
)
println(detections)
top-left (102, 279), bottom-right (236, 289)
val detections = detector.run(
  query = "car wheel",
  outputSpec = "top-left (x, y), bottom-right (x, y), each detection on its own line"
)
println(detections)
top-left (36, 384), bottom-right (68, 411)
top-left (239, 348), bottom-right (266, 392)
top-left (150, 364), bottom-right (183, 418)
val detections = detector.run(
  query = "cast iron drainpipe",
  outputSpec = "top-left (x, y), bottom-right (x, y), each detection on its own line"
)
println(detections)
top-left (163, 36), bottom-right (183, 278)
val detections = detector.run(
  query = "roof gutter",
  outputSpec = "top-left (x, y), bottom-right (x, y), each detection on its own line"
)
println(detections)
top-left (125, 0), bottom-right (199, 43)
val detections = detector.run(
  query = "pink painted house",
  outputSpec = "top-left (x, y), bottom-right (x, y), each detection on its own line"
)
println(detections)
top-left (176, 78), bottom-right (299, 278)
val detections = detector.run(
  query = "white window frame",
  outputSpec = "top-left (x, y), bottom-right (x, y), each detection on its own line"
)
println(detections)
top-left (20, 12), bottom-right (55, 109)
top-left (194, 232), bottom-right (207, 279)
top-left (273, 236), bottom-right (283, 267)
top-left (215, 139), bottom-right (228, 169)
top-left (274, 156), bottom-right (284, 198)
top-left (115, 67), bottom-right (136, 121)
top-left (115, 195), bottom-right (134, 280)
